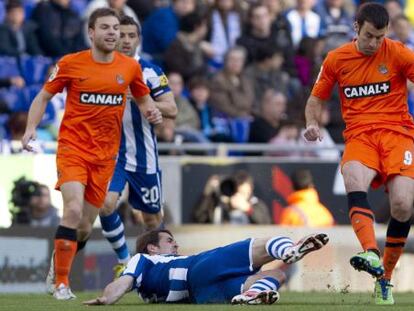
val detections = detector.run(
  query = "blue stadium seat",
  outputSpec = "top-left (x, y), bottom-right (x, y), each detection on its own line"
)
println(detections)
top-left (0, 56), bottom-right (20, 79)
top-left (20, 55), bottom-right (53, 85)
top-left (23, 0), bottom-right (37, 18)
top-left (23, 84), bottom-right (56, 127)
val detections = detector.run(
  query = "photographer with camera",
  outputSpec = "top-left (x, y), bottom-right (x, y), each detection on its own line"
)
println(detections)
top-left (193, 170), bottom-right (271, 224)
top-left (10, 177), bottom-right (60, 227)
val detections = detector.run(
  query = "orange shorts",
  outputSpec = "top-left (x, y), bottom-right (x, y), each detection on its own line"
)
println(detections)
top-left (55, 152), bottom-right (116, 207)
top-left (341, 129), bottom-right (414, 188)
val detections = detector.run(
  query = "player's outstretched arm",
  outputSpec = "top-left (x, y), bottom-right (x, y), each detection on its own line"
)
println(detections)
top-left (304, 95), bottom-right (326, 142)
top-left (83, 275), bottom-right (134, 305)
top-left (134, 94), bottom-right (163, 125)
top-left (154, 92), bottom-right (177, 119)
top-left (21, 88), bottom-right (54, 151)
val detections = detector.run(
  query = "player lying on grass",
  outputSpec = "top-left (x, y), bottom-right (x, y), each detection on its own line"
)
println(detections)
top-left (83, 229), bottom-right (329, 305)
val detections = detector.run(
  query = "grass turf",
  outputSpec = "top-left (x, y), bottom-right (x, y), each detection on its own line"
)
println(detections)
top-left (1, 292), bottom-right (414, 311)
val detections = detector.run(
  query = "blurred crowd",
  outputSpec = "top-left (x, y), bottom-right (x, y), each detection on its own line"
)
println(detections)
top-left (0, 0), bottom-right (413, 156)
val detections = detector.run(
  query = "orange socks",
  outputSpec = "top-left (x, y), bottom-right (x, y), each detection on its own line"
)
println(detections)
top-left (54, 226), bottom-right (78, 287)
top-left (54, 239), bottom-right (77, 286)
top-left (383, 218), bottom-right (410, 280)
top-left (348, 192), bottom-right (378, 253)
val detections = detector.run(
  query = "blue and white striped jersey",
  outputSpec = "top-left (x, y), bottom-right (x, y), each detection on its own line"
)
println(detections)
top-left (117, 58), bottom-right (171, 174)
top-left (123, 253), bottom-right (194, 303)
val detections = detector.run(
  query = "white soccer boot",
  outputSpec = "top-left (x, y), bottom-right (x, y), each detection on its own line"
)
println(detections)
top-left (45, 251), bottom-right (55, 295)
top-left (282, 233), bottom-right (329, 264)
top-left (231, 290), bottom-right (280, 305)
top-left (53, 283), bottom-right (77, 300)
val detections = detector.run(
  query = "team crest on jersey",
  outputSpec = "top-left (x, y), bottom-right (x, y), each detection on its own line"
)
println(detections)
top-left (378, 64), bottom-right (388, 74)
top-left (48, 64), bottom-right (59, 82)
top-left (343, 81), bottom-right (390, 99)
top-left (116, 74), bottom-right (125, 85)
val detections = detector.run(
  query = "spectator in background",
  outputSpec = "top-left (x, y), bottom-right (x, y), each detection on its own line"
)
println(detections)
top-left (193, 171), bottom-right (271, 224)
top-left (10, 178), bottom-right (60, 227)
top-left (31, 0), bottom-right (86, 57)
top-left (237, 3), bottom-right (296, 76)
top-left (209, 46), bottom-right (254, 118)
top-left (285, 0), bottom-right (323, 49)
top-left (385, 0), bottom-right (404, 21)
top-left (206, 0), bottom-right (243, 69)
top-left (168, 72), bottom-right (208, 143)
top-left (142, 0), bottom-right (196, 62)
top-left (261, 0), bottom-right (294, 57)
top-left (268, 120), bottom-right (301, 157)
top-left (83, 0), bottom-right (139, 46)
top-left (315, 0), bottom-right (354, 53)
top-left (249, 89), bottom-right (287, 143)
top-left (188, 76), bottom-right (231, 142)
top-left (390, 14), bottom-right (414, 50)
top-left (279, 169), bottom-right (334, 226)
top-left (0, 0), bottom-right (42, 56)
top-left (164, 11), bottom-right (212, 82)
top-left (0, 76), bottom-right (25, 88)
top-left (244, 45), bottom-right (290, 113)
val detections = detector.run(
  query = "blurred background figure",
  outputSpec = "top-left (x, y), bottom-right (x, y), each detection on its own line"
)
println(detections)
top-left (390, 14), bottom-right (414, 50)
top-left (0, 0), bottom-right (42, 56)
top-left (142, 0), bottom-right (196, 63)
top-left (10, 177), bottom-right (60, 227)
top-left (206, 0), bottom-right (243, 69)
top-left (279, 169), bottom-right (334, 226)
top-left (31, 0), bottom-right (86, 57)
top-left (164, 11), bottom-right (212, 82)
top-left (193, 170), bottom-right (270, 224)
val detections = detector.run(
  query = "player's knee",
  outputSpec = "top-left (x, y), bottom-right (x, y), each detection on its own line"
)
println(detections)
top-left (62, 206), bottom-right (82, 227)
top-left (100, 201), bottom-right (116, 217)
top-left (143, 214), bottom-right (162, 230)
top-left (390, 196), bottom-right (412, 221)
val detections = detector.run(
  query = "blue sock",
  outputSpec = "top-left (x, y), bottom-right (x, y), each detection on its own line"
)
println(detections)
top-left (266, 236), bottom-right (294, 260)
top-left (248, 277), bottom-right (280, 293)
top-left (100, 211), bottom-right (130, 264)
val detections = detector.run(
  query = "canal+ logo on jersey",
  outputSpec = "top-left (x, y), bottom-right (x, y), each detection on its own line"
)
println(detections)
top-left (343, 81), bottom-right (390, 99)
top-left (80, 92), bottom-right (124, 105)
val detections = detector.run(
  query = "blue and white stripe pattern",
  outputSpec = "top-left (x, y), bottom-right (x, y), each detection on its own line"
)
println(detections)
top-left (123, 253), bottom-right (193, 303)
top-left (265, 236), bottom-right (294, 260)
top-left (117, 57), bottom-right (171, 174)
top-left (248, 277), bottom-right (280, 293)
top-left (100, 212), bottom-right (130, 264)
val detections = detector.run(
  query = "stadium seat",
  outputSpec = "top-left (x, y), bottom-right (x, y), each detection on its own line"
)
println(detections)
top-left (23, 0), bottom-right (37, 18)
top-left (0, 56), bottom-right (20, 79)
top-left (20, 55), bottom-right (53, 85)
top-left (229, 117), bottom-right (251, 143)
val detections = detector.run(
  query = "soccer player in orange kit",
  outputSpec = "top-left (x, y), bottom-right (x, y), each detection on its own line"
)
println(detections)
top-left (21, 8), bottom-right (164, 300)
top-left (304, 3), bottom-right (414, 305)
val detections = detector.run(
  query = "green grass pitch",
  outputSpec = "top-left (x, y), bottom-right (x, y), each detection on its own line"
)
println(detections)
top-left (0, 292), bottom-right (413, 311)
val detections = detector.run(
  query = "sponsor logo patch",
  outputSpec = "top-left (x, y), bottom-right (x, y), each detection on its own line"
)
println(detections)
top-left (343, 81), bottom-right (390, 99)
top-left (79, 92), bottom-right (124, 105)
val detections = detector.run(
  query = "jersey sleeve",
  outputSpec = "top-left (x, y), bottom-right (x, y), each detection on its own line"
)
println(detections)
top-left (122, 254), bottom-right (146, 290)
top-left (44, 57), bottom-right (71, 94)
top-left (144, 63), bottom-right (171, 99)
top-left (395, 42), bottom-right (414, 82)
top-left (311, 52), bottom-right (337, 100)
top-left (130, 62), bottom-right (150, 99)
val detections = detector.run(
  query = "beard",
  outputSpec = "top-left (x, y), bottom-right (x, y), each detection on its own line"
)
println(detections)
top-left (94, 38), bottom-right (117, 53)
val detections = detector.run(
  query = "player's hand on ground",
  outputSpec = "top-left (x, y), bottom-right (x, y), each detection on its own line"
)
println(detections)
top-left (21, 129), bottom-right (37, 152)
top-left (145, 107), bottom-right (163, 125)
top-left (303, 124), bottom-right (323, 142)
top-left (83, 296), bottom-right (108, 305)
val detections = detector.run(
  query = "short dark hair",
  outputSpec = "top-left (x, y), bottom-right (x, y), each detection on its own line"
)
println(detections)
top-left (291, 169), bottom-right (314, 191)
top-left (179, 12), bottom-right (206, 33)
top-left (6, 0), bottom-right (23, 11)
top-left (233, 170), bottom-right (253, 187)
top-left (120, 15), bottom-right (141, 36)
top-left (355, 3), bottom-right (389, 29)
top-left (136, 229), bottom-right (173, 254)
top-left (88, 8), bottom-right (120, 30)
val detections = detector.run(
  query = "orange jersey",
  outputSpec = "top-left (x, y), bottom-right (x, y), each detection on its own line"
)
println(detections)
top-left (44, 50), bottom-right (149, 163)
top-left (312, 38), bottom-right (414, 141)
